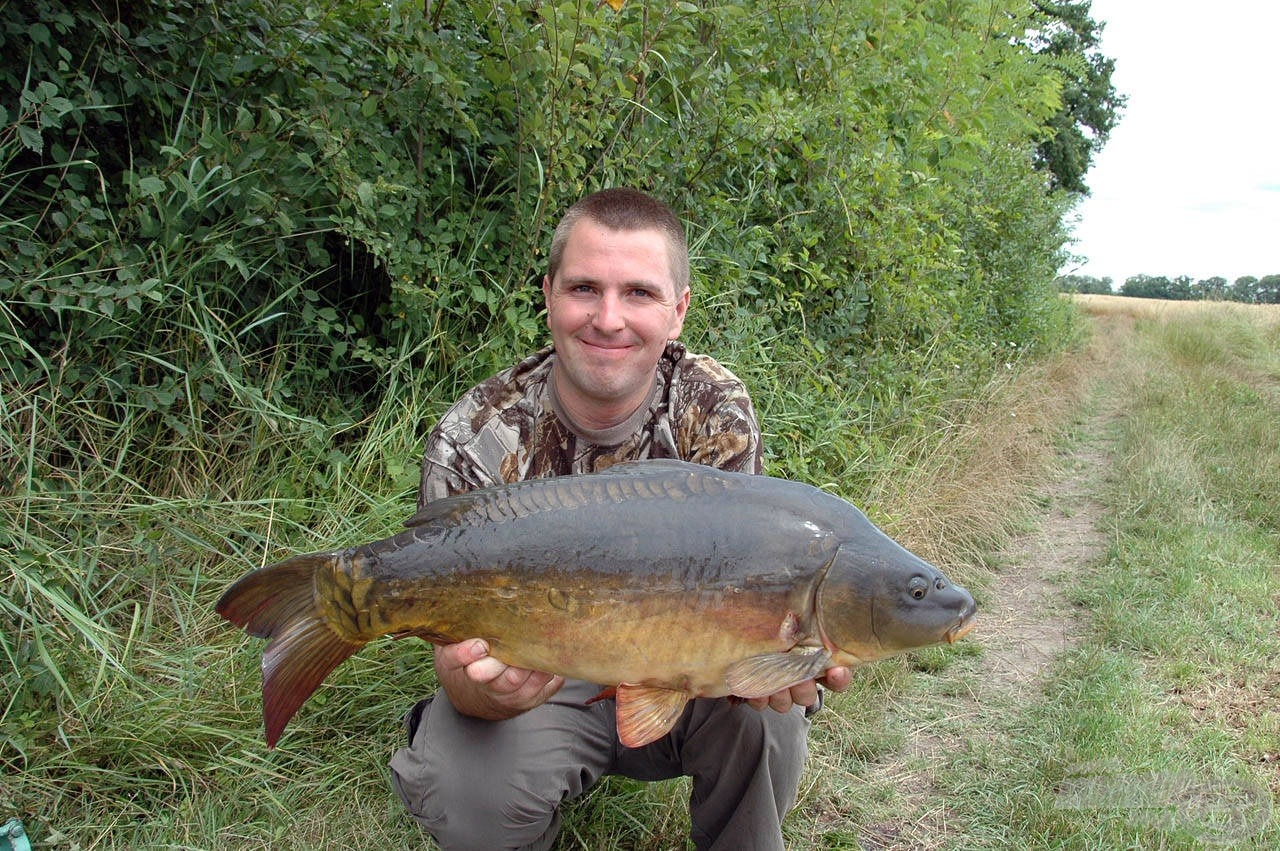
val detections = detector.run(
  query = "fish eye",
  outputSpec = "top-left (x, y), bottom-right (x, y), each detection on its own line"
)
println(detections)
top-left (908, 576), bottom-right (929, 600)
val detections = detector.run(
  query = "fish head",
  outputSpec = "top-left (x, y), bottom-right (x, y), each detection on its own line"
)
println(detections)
top-left (816, 518), bottom-right (977, 665)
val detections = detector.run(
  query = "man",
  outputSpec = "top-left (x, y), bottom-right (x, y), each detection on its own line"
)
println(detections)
top-left (389, 188), bottom-right (851, 850)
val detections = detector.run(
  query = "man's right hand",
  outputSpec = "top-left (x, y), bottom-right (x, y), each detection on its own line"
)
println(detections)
top-left (433, 638), bottom-right (564, 721)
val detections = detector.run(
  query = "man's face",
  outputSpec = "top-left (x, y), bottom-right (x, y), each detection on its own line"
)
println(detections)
top-left (542, 219), bottom-right (689, 426)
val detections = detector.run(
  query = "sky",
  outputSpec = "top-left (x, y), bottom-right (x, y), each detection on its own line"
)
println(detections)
top-left (1061, 1), bottom-right (1280, 285)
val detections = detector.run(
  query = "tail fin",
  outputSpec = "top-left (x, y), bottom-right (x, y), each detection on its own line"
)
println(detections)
top-left (216, 554), bottom-right (363, 748)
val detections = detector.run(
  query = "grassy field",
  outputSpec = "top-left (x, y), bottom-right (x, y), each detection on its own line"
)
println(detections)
top-left (4, 295), bottom-right (1278, 848)
top-left (824, 295), bottom-right (1279, 850)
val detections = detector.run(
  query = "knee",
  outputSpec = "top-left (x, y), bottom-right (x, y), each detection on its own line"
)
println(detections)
top-left (759, 704), bottom-right (809, 758)
top-left (754, 707), bottom-right (809, 791)
top-left (683, 700), bottom-right (809, 780)
top-left (683, 705), bottom-right (809, 848)
top-left (726, 701), bottom-right (809, 759)
top-left (395, 772), bottom-right (560, 851)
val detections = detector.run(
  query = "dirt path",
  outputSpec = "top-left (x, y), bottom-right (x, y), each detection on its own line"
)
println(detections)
top-left (979, 433), bottom-right (1109, 694)
top-left (856, 402), bottom-right (1115, 850)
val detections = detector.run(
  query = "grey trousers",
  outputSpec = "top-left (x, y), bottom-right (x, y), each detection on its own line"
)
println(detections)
top-left (389, 679), bottom-right (809, 851)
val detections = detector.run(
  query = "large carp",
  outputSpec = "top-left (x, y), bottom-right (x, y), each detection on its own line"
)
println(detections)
top-left (217, 459), bottom-right (976, 749)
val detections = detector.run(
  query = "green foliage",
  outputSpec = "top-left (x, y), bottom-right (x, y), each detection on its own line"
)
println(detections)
top-left (1027, 1), bottom-right (1125, 194)
top-left (2, 0), bottom-right (1096, 845)
top-left (1076, 272), bottom-right (1280, 303)
top-left (1231, 273), bottom-right (1280, 304)
top-left (1120, 274), bottom-right (1197, 300)
top-left (1117, 272), bottom-right (1280, 303)
top-left (1055, 273), bottom-right (1114, 294)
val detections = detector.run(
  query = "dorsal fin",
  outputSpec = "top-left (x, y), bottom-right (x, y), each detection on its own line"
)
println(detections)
top-left (404, 459), bottom-right (736, 529)
top-left (602, 458), bottom-right (696, 474)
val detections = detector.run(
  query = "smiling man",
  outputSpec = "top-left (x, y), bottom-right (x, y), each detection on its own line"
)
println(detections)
top-left (389, 188), bottom-right (851, 851)
top-left (543, 214), bottom-right (688, 428)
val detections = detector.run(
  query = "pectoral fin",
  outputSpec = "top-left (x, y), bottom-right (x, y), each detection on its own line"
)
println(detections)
top-left (614, 684), bottom-right (691, 748)
top-left (725, 649), bottom-right (831, 699)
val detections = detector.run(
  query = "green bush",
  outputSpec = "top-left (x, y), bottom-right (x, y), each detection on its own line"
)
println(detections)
top-left (2, 0), bottom-right (1089, 840)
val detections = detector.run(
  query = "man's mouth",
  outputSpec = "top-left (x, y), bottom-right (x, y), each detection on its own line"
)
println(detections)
top-left (578, 338), bottom-right (634, 354)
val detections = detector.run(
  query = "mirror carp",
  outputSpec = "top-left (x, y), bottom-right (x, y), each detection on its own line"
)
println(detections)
top-left (217, 459), bottom-right (977, 748)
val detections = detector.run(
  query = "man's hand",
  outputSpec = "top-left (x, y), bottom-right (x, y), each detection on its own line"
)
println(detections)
top-left (745, 665), bottom-right (853, 714)
top-left (434, 639), bottom-right (564, 721)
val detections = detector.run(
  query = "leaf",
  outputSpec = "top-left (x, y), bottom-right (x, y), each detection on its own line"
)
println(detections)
top-left (137, 176), bottom-right (166, 197)
top-left (28, 22), bottom-right (52, 45)
top-left (16, 125), bottom-right (42, 154)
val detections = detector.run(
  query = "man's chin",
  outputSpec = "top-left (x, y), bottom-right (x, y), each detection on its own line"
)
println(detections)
top-left (568, 369), bottom-right (645, 405)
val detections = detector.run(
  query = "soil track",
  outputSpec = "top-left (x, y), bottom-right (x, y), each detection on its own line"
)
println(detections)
top-left (857, 367), bottom-right (1116, 850)
top-left (979, 433), bottom-right (1108, 695)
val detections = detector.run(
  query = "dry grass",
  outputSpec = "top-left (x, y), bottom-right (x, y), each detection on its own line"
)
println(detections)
top-left (1073, 293), bottom-right (1280, 326)
top-left (866, 337), bottom-right (1101, 585)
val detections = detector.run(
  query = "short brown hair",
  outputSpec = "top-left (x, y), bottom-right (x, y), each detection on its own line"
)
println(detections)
top-left (547, 188), bottom-right (690, 293)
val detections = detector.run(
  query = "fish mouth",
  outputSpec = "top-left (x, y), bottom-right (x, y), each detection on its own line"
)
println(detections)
top-left (945, 608), bottom-right (978, 644)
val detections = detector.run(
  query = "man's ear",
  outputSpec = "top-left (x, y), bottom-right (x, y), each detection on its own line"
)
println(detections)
top-left (668, 287), bottom-right (690, 340)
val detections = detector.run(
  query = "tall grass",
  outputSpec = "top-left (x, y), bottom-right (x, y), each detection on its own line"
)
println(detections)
top-left (0, 296), bottom-right (1083, 850)
top-left (1, 115), bottom-right (431, 846)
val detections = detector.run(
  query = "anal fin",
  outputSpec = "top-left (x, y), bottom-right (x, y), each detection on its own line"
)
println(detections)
top-left (614, 683), bottom-right (691, 748)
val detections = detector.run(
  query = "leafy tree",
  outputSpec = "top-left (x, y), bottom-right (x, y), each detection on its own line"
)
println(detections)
top-left (1119, 275), bottom-right (1198, 300)
top-left (1256, 274), bottom-right (1280, 304)
top-left (1167, 275), bottom-right (1195, 300)
top-left (1229, 275), bottom-right (1260, 303)
top-left (1056, 274), bottom-right (1113, 294)
top-left (1194, 276), bottom-right (1229, 300)
top-left (1027, 1), bottom-right (1125, 193)
top-left (1120, 274), bottom-right (1171, 299)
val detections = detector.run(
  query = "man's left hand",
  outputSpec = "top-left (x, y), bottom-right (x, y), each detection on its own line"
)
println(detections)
top-left (745, 666), bottom-right (853, 713)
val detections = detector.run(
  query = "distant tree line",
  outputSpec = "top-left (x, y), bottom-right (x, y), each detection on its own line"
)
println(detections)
top-left (1056, 274), bottom-right (1280, 304)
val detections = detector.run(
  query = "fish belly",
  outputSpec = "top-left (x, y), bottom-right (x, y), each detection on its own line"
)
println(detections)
top-left (493, 588), bottom-right (803, 694)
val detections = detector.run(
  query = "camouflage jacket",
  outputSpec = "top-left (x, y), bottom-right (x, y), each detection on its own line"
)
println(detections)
top-left (418, 342), bottom-right (762, 507)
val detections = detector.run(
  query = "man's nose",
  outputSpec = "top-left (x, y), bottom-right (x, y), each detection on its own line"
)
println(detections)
top-left (592, 291), bottom-right (625, 331)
